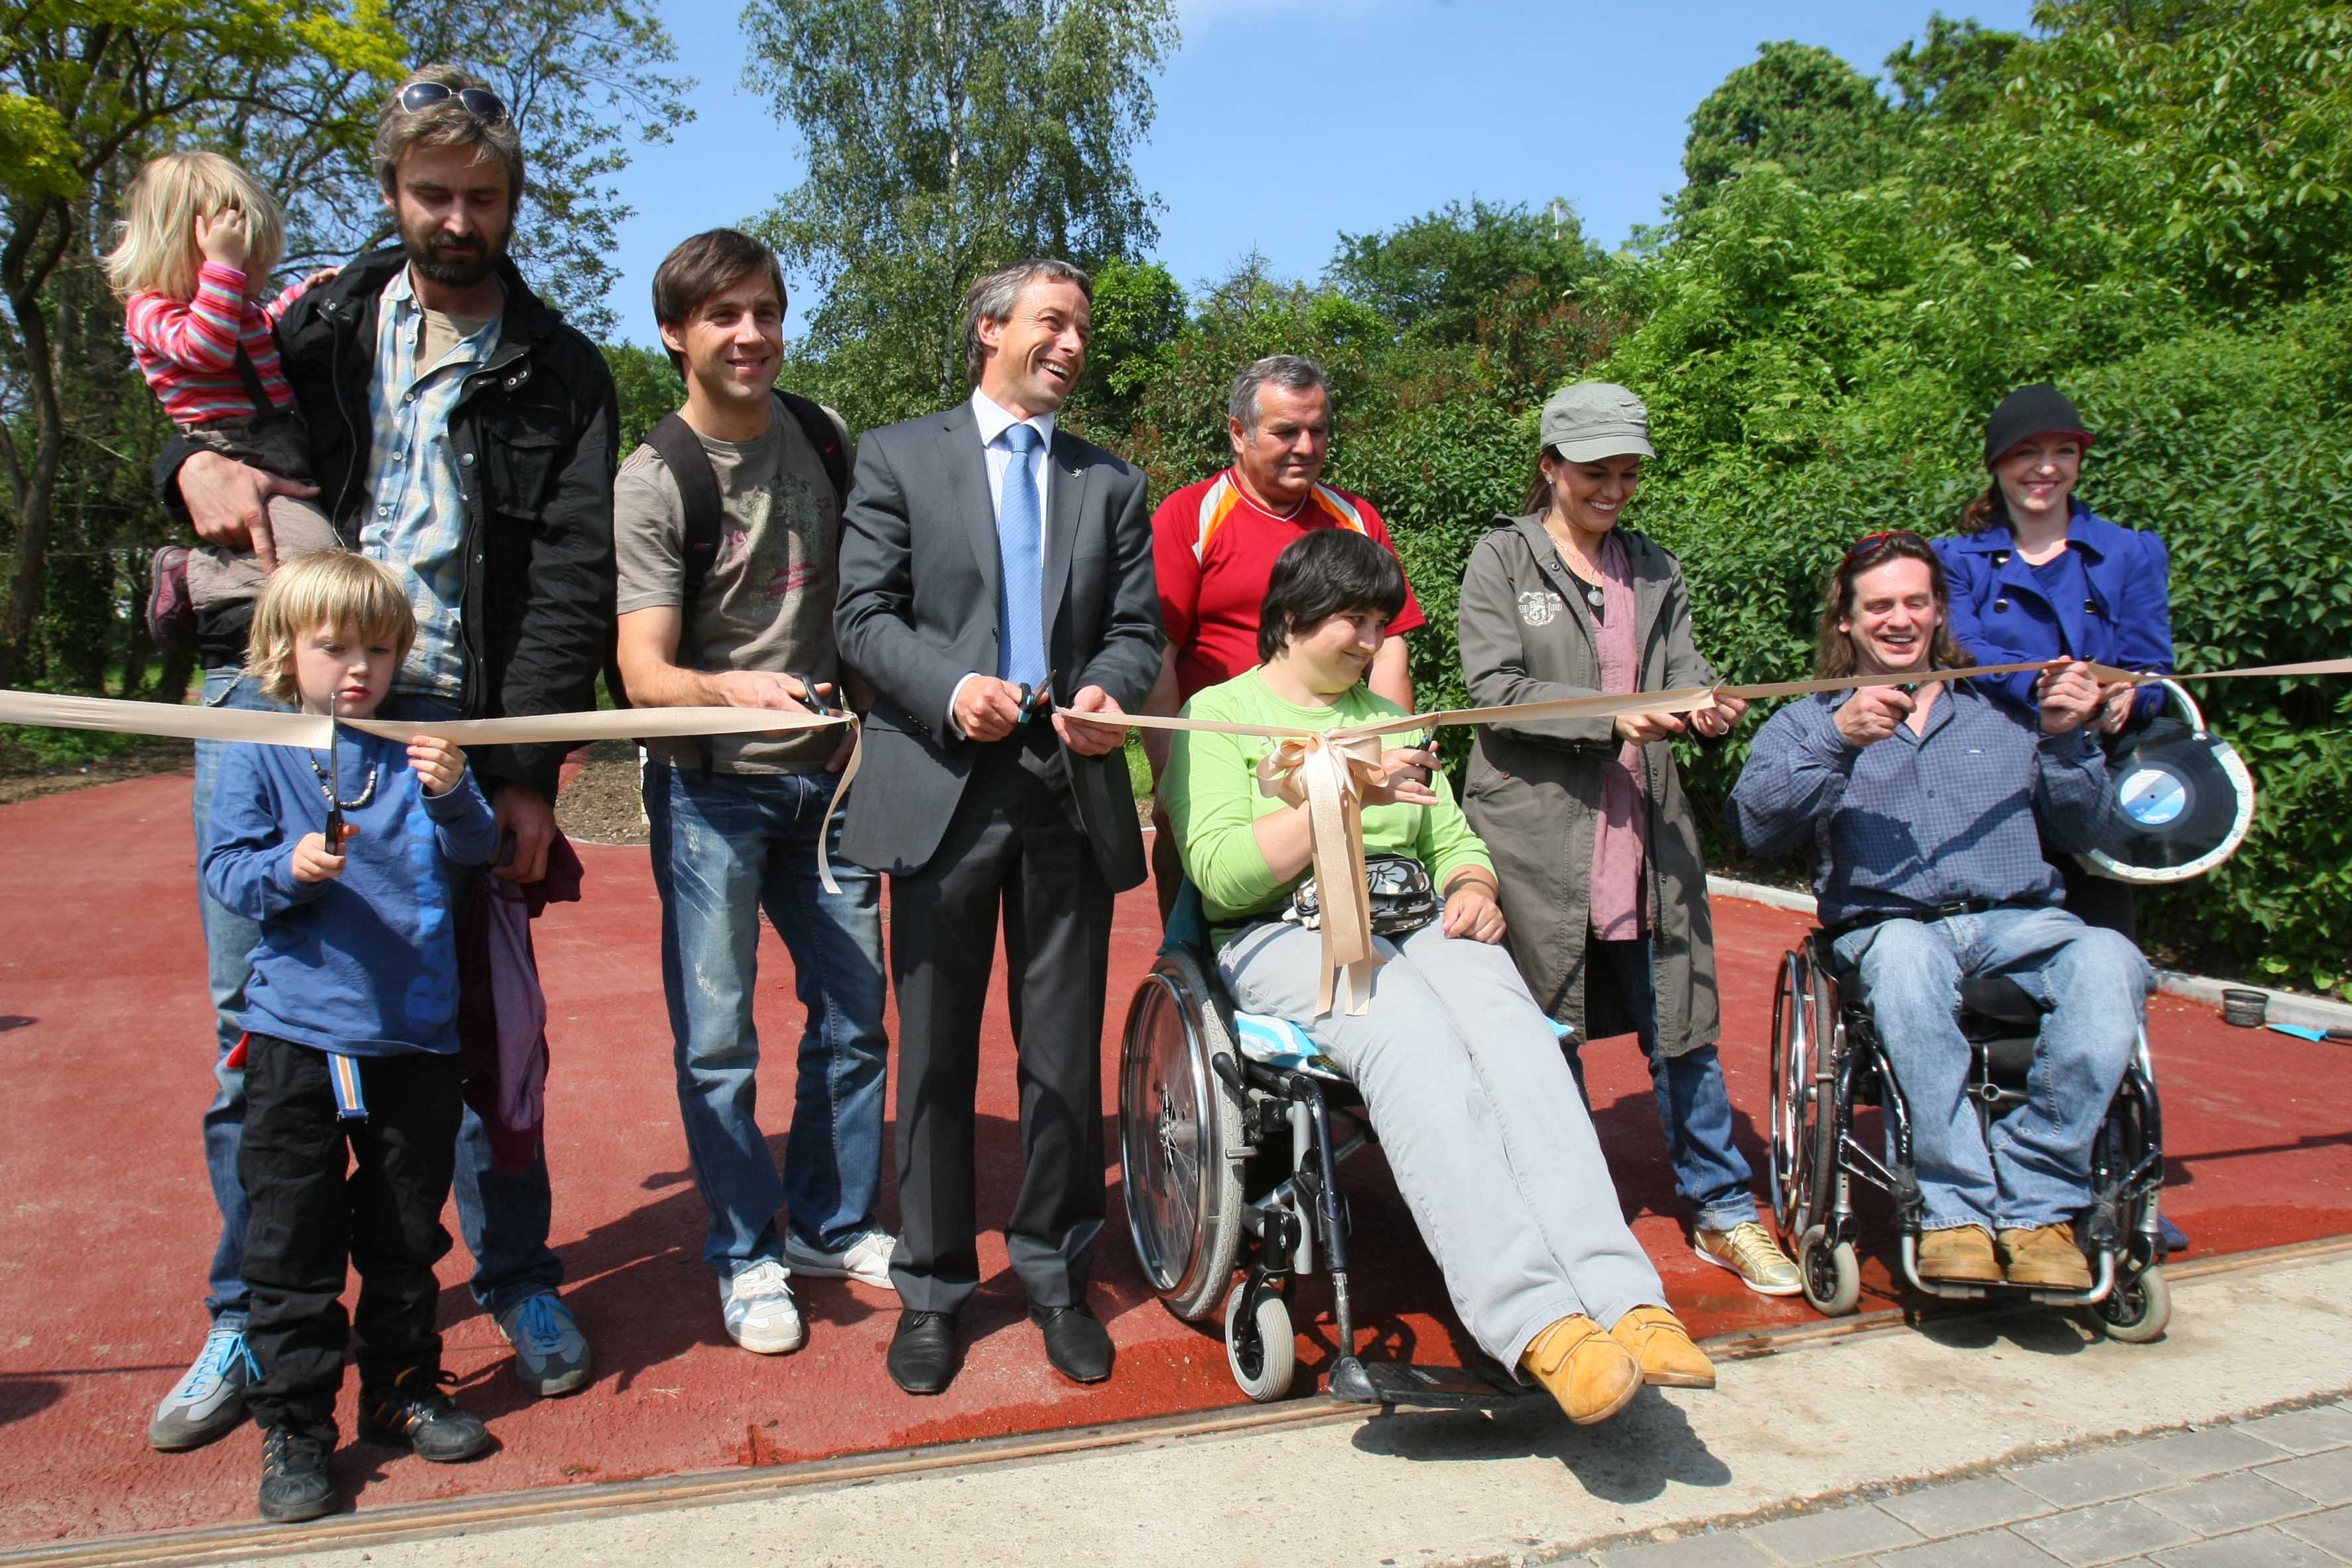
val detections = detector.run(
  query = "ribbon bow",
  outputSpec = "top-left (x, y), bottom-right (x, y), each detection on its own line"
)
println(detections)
top-left (1257, 730), bottom-right (1393, 1016)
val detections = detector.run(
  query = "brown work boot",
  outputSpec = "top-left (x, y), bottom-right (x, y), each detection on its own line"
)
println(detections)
top-left (1608, 1306), bottom-right (1717, 1389)
top-left (1998, 1225), bottom-right (2093, 1289)
top-left (1520, 1314), bottom-right (1642, 1425)
top-left (1918, 1225), bottom-right (2002, 1284)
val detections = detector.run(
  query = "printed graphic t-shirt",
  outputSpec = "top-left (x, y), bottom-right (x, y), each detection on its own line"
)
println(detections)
top-left (613, 410), bottom-right (847, 773)
top-left (1151, 470), bottom-right (1427, 701)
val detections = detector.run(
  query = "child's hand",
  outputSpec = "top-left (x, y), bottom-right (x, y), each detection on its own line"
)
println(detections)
top-left (301, 267), bottom-right (339, 292)
top-left (408, 735), bottom-right (467, 796)
top-left (196, 208), bottom-right (249, 270)
top-left (291, 828), bottom-right (349, 883)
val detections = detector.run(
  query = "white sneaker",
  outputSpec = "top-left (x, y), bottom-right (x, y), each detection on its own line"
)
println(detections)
top-left (720, 1260), bottom-right (805, 1354)
top-left (783, 1228), bottom-right (899, 1290)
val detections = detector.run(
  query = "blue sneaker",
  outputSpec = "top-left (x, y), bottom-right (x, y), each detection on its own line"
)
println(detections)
top-left (493, 1292), bottom-right (592, 1398)
top-left (149, 1319), bottom-right (259, 1451)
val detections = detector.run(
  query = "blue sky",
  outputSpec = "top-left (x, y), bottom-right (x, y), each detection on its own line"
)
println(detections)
top-left (602, 0), bottom-right (2040, 346)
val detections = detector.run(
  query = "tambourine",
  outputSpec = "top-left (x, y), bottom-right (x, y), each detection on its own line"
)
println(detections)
top-left (2077, 679), bottom-right (2256, 884)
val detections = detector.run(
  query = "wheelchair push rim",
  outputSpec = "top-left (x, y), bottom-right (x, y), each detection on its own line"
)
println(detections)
top-left (1118, 950), bottom-right (1246, 1322)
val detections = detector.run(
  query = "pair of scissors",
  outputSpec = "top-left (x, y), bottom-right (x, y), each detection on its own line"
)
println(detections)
top-left (322, 694), bottom-right (344, 856)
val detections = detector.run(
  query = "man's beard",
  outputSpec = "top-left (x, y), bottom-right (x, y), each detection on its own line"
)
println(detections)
top-left (402, 217), bottom-right (503, 288)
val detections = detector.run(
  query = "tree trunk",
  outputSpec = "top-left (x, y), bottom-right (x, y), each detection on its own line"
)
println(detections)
top-left (0, 204), bottom-right (66, 690)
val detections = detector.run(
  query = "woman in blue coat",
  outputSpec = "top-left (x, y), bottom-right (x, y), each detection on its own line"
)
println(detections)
top-left (1935, 383), bottom-right (2174, 935)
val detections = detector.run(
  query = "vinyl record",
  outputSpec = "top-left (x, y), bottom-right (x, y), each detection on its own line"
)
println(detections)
top-left (2077, 714), bottom-right (2255, 884)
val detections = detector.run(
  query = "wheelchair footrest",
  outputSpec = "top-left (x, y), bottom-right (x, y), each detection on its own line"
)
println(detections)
top-left (1327, 1354), bottom-right (1532, 1409)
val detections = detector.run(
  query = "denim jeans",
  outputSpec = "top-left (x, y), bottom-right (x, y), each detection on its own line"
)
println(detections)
top-left (1566, 938), bottom-right (1760, 1233)
top-left (192, 674), bottom-right (564, 1321)
top-left (1833, 905), bottom-right (2150, 1232)
top-left (644, 764), bottom-right (889, 1274)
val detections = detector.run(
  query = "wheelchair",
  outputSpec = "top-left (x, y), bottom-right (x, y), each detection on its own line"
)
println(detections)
top-left (1116, 887), bottom-right (1535, 1409)
top-left (1768, 928), bottom-right (2171, 1341)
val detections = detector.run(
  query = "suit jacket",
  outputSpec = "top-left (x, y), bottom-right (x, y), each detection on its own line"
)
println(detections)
top-left (834, 400), bottom-right (1163, 887)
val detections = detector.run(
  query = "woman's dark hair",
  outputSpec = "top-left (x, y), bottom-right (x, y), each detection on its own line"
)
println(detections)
top-left (1257, 528), bottom-right (1407, 664)
top-left (1957, 485), bottom-right (2008, 535)
top-left (1521, 446), bottom-right (1559, 515)
top-left (1813, 531), bottom-right (1977, 679)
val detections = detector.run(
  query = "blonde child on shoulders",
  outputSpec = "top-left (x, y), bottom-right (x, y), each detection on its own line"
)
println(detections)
top-left (104, 150), bottom-right (342, 633)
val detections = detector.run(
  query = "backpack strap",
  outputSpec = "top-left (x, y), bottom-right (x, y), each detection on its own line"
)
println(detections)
top-left (644, 411), bottom-right (725, 648)
top-left (775, 389), bottom-right (850, 508)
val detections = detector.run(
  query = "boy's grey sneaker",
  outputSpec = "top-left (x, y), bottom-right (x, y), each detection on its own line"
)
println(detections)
top-left (149, 1319), bottom-right (259, 1452)
top-left (721, 1259), bottom-right (806, 1354)
top-left (493, 1292), bottom-right (592, 1397)
top-left (257, 1427), bottom-right (336, 1524)
top-left (782, 1228), bottom-right (899, 1290)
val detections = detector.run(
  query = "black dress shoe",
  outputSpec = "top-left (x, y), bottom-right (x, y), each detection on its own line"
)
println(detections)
top-left (887, 1310), bottom-right (959, 1395)
top-left (1031, 1303), bottom-right (1112, 1384)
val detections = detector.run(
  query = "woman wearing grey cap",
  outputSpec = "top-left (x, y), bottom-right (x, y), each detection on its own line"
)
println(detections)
top-left (1456, 381), bottom-right (1800, 1299)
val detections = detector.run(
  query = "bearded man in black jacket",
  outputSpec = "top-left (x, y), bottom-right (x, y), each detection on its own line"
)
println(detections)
top-left (145, 65), bottom-right (614, 1459)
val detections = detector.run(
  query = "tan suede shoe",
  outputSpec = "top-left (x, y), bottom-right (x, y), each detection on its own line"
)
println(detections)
top-left (1520, 1314), bottom-right (1642, 1425)
top-left (1998, 1225), bottom-right (2093, 1289)
top-left (1608, 1306), bottom-right (1717, 1389)
top-left (1918, 1225), bottom-right (2002, 1284)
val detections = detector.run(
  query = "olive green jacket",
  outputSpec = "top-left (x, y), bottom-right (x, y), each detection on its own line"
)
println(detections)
top-left (1456, 513), bottom-right (1723, 1057)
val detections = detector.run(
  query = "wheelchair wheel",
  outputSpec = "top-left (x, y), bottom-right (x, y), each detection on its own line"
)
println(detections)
top-left (1120, 948), bottom-right (1247, 1323)
top-left (1224, 1279), bottom-right (1295, 1402)
top-left (2096, 1265), bottom-right (2171, 1344)
top-left (1799, 1224), bottom-right (1862, 1317)
top-left (1772, 948), bottom-right (1842, 1241)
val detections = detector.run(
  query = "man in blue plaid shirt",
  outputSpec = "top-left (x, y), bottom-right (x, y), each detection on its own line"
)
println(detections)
top-left (1727, 531), bottom-right (2152, 1293)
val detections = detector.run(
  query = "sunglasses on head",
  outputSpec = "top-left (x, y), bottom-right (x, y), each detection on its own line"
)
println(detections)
top-left (397, 82), bottom-right (507, 121)
top-left (1843, 529), bottom-right (1927, 560)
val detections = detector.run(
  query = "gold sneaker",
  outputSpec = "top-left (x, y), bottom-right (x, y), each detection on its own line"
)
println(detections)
top-left (1693, 1222), bottom-right (1802, 1297)
top-left (1608, 1306), bottom-right (1717, 1388)
top-left (1519, 1314), bottom-right (1642, 1425)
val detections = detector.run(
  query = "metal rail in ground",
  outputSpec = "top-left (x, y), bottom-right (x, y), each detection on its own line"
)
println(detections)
top-left (13, 1232), bottom-right (2351, 1568)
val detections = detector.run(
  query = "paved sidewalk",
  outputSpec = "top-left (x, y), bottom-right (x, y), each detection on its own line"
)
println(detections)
top-left (228, 1249), bottom-right (2352, 1568)
top-left (1587, 1400), bottom-right (2352, 1567)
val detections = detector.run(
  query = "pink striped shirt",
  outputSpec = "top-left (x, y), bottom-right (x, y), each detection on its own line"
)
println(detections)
top-left (123, 262), bottom-right (315, 428)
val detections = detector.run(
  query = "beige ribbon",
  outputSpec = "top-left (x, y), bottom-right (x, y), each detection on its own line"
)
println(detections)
top-left (0, 691), bottom-right (862, 893)
top-left (1082, 655), bottom-right (2352, 1015)
top-left (1254, 731), bottom-right (1391, 1014)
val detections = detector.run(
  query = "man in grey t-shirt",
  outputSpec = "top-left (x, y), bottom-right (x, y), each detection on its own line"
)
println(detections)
top-left (612, 229), bottom-right (891, 1357)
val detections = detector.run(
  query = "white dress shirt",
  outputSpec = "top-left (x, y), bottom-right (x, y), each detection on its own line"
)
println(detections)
top-left (949, 389), bottom-right (1059, 730)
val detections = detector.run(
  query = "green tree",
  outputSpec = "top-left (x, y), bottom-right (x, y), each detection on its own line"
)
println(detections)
top-left (602, 340), bottom-right (684, 454)
top-left (1681, 40), bottom-right (1902, 209)
top-left (1885, 13), bottom-right (2023, 120)
top-left (0, 2), bottom-right (402, 686)
top-left (1327, 198), bottom-right (1602, 349)
top-left (742, 0), bottom-right (1179, 431)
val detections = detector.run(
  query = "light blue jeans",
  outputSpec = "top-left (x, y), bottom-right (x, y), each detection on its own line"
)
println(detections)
top-left (644, 764), bottom-right (889, 1274)
top-left (1217, 914), bottom-right (1665, 1372)
top-left (1833, 905), bottom-right (2151, 1233)
top-left (192, 673), bottom-right (564, 1323)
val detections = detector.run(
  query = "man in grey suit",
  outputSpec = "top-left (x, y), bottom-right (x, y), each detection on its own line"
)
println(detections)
top-left (835, 258), bottom-right (1161, 1395)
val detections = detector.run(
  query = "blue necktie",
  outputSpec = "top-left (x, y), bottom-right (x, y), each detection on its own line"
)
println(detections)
top-left (996, 423), bottom-right (1048, 689)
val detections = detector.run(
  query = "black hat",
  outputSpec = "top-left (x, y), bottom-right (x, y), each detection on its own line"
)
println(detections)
top-left (1985, 383), bottom-right (2093, 466)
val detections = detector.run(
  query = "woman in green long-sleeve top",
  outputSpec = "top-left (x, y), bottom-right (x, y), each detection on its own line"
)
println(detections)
top-left (1160, 527), bottom-right (1716, 1427)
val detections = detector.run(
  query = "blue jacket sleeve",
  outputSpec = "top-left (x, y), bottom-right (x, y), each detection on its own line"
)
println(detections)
top-left (1726, 701), bottom-right (1858, 858)
top-left (2113, 529), bottom-right (2174, 725)
top-left (424, 766), bottom-right (501, 868)
top-left (200, 746), bottom-right (326, 921)
top-left (2032, 725), bottom-right (2113, 854)
top-left (1936, 538), bottom-right (2040, 710)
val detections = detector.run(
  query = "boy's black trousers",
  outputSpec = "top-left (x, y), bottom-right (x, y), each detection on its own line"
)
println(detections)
top-left (239, 1033), bottom-right (462, 1442)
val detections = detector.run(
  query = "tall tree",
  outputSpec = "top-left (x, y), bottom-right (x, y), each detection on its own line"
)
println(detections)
top-left (743, 0), bottom-right (1179, 431)
top-left (0, 3), bottom-right (401, 686)
top-left (1328, 198), bottom-right (1603, 348)
top-left (1681, 40), bottom-right (1902, 209)
top-left (1886, 13), bottom-right (2024, 121)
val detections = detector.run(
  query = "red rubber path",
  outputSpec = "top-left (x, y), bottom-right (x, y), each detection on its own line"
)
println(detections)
top-left (1, 769), bottom-right (2347, 1547)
